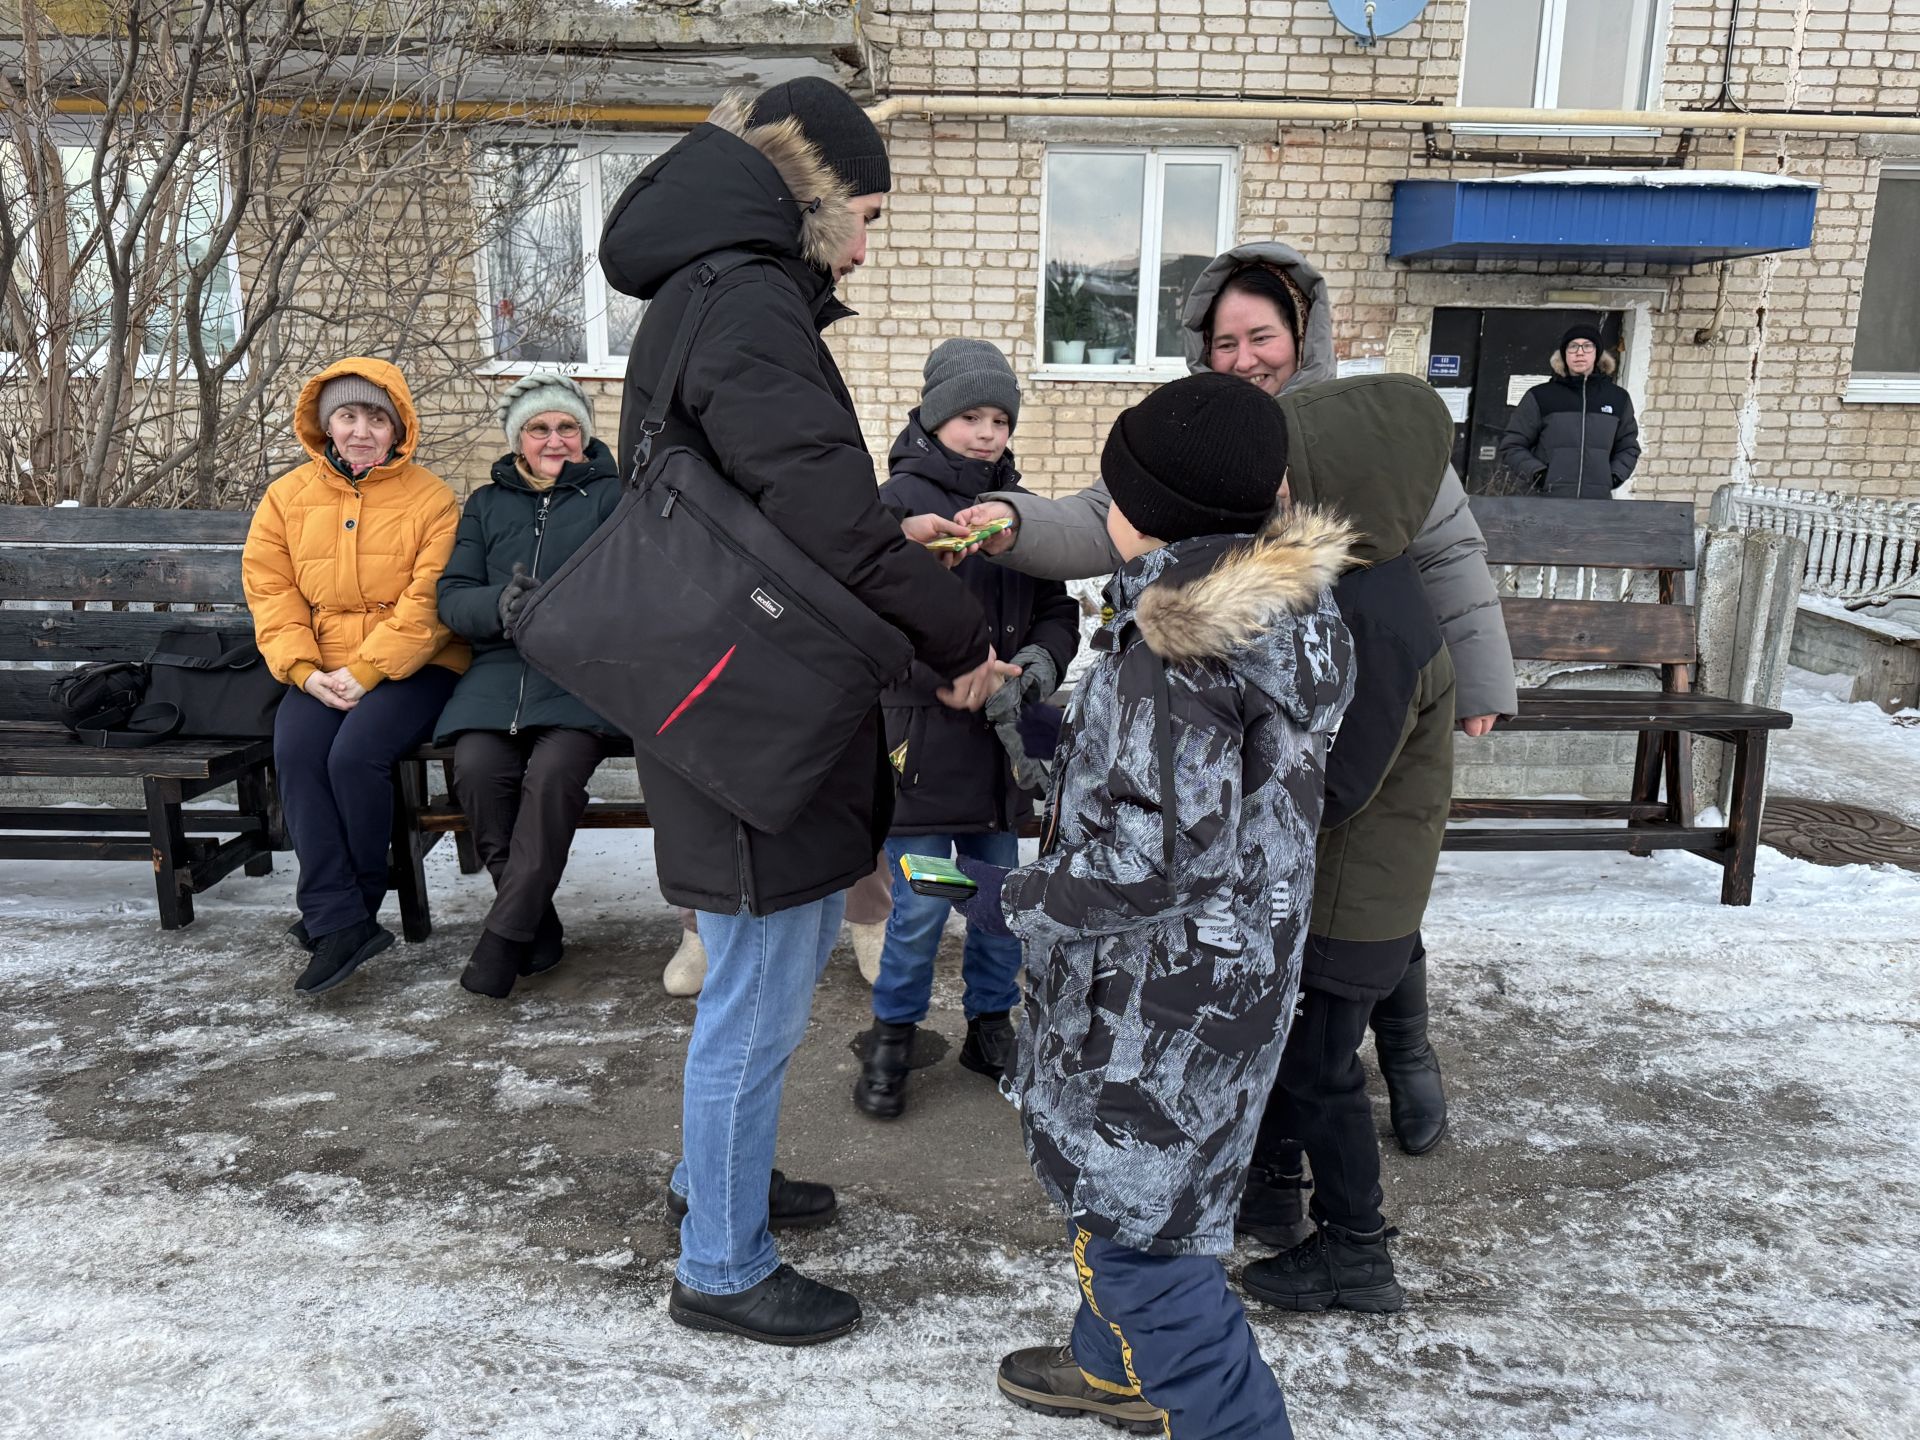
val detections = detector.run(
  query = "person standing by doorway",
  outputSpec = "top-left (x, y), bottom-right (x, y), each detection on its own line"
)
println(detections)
top-left (1497, 324), bottom-right (1641, 499)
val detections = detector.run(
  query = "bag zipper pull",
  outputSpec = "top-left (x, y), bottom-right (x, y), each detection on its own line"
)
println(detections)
top-left (660, 488), bottom-right (678, 519)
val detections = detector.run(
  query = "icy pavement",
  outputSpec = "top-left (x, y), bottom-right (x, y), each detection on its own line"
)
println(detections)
top-left (1, 679), bottom-right (1917, 1440)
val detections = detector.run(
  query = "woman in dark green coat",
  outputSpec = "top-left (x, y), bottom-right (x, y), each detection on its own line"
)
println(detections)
top-left (436, 372), bottom-right (623, 998)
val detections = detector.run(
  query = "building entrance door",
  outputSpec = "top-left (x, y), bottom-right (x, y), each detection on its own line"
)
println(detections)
top-left (1427, 308), bottom-right (1625, 493)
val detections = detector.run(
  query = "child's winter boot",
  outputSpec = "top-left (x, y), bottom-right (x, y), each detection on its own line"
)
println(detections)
top-left (1240, 1219), bottom-right (1405, 1313)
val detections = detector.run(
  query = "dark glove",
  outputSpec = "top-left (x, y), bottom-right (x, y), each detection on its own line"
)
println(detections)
top-left (498, 563), bottom-right (535, 637)
top-left (1016, 701), bottom-right (1065, 766)
top-left (952, 854), bottom-right (1013, 939)
top-left (984, 645), bottom-right (1061, 726)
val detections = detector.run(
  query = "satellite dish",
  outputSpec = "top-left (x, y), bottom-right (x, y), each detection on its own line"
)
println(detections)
top-left (1329, 0), bottom-right (1431, 47)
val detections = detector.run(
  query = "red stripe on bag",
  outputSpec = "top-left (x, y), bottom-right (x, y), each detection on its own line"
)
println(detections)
top-left (656, 645), bottom-right (737, 736)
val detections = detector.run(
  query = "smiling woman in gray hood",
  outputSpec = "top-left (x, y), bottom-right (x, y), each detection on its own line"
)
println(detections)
top-left (963, 241), bottom-right (1518, 727)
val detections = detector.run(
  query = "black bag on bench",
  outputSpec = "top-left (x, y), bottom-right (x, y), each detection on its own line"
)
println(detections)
top-left (144, 631), bottom-right (285, 739)
top-left (48, 660), bottom-right (180, 748)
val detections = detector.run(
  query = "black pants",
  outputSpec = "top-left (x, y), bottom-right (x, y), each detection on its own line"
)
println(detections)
top-left (453, 727), bottom-right (614, 941)
top-left (1254, 932), bottom-right (1421, 1233)
top-left (275, 667), bottom-right (458, 938)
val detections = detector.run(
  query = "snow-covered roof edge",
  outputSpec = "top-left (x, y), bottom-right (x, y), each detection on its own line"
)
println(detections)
top-left (1481, 169), bottom-right (1818, 189)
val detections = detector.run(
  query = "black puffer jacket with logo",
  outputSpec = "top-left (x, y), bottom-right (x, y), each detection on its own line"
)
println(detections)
top-left (1498, 358), bottom-right (1642, 500)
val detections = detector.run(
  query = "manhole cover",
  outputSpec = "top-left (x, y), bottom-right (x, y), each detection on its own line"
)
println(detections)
top-left (1762, 797), bottom-right (1920, 871)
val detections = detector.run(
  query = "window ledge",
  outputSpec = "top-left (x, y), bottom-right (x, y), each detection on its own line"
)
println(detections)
top-left (1842, 376), bottom-right (1920, 405)
top-left (1030, 365), bottom-right (1188, 386)
top-left (1447, 122), bottom-right (1664, 139)
top-left (476, 359), bottom-right (628, 383)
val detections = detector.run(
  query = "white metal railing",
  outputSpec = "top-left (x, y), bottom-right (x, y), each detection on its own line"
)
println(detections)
top-left (1709, 483), bottom-right (1920, 609)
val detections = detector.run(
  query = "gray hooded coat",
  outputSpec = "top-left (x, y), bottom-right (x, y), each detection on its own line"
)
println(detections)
top-left (1006, 510), bottom-right (1356, 1257)
top-left (981, 241), bottom-right (1518, 720)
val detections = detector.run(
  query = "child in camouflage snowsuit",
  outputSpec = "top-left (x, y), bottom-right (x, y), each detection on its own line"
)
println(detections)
top-left (954, 373), bottom-right (1355, 1439)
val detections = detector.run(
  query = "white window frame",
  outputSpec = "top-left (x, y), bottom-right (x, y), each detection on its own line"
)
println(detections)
top-left (1034, 146), bottom-right (1237, 385)
top-left (1844, 166), bottom-right (1920, 405)
top-left (474, 133), bottom-right (676, 381)
top-left (1453, 0), bottom-right (1672, 138)
top-left (0, 127), bottom-right (248, 381)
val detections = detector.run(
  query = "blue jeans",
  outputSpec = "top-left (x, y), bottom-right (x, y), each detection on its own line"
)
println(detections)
top-left (671, 892), bottom-right (847, 1295)
top-left (1069, 1226), bottom-right (1293, 1440)
top-left (874, 833), bottom-right (1023, 1025)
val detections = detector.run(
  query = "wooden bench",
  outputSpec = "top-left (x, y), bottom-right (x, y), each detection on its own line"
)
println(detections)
top-left (0, 504), bottom-right (279, 928)
top-left (1444, 495), bottom-right (1794, 906)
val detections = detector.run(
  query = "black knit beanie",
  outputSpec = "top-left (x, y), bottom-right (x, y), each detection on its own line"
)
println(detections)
top-left (749, 79), bottom-right (892, 196)
top-left (1102, 373), bottom-right (1289, 545)
top-left (1560, 324), bottom-right (1604, 362)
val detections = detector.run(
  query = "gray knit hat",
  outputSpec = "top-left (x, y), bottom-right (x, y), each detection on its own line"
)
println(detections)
top-left (499, 371), bottom-right (594, 449)
top-left (316, 374), bottom-right (398, 431)
top-left (921, 339), bottom-right (1020, 435)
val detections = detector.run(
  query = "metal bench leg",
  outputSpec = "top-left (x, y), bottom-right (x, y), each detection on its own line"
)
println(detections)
top-left (144, 776), bottom-right (195, 930)
top-left (391, 760), bottom-right (433, 943)
top-left (236, 765), bottom-right (274, 878)
top-left (1720, 730), bottom-right (1769, 907)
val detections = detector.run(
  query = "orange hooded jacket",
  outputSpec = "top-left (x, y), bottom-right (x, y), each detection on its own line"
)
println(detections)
top-left (242, 358), bottom-right (470, 693)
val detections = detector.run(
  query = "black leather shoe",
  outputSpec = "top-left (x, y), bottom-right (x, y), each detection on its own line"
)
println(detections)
top-left (667, 1170), bottom-right (838, 1232)
top-left (460, 928), bottom-right (526, 999)
top-left (958, 1010), bottom-right (1016, 1080)
top-left (668, 1264), bottom-right (861, 1346)
top-left (522, 903), bottom-right (565, 976)
top-left (852, 1020), bottom-right (915, 1119)
top-left (295, 920), bottom-right (393, 995)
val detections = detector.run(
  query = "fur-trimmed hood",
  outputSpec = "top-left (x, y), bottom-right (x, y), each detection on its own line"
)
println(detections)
top-left (599, 90), bottom-right (857, 301)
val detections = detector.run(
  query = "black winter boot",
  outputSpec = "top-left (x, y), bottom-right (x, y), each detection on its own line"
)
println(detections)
top-left (295, 919), bottom-right (393, 995)
top-left (521, 903), bottom-right (565, 977)
top-left (1235, 1159), bottom-right (1311, 1247)
top-left (668, 1263), bottom-right (861, 1346)
top-left (958, 1010), bottom-right (1015, 1080)
top-left (996, 1345), bottom-right (1166, 1434)
top-left (852, 1020), bottom-right (915, 1120)
top-left (1371, 956), bottom-right (1448, 1155)
top-left (1242, 1220), bottom-right (1405, 1314)
top-left (667, 1169), bottom-right (838, 1232)
top-left (460, 928), bottom-right (526, 999)
top-left (286, 920), bottom-right (314, 953)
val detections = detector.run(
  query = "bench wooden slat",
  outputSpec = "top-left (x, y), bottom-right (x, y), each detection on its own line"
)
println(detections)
top-left (1444, 825), bottom-right (1723, 852)
top-left (1503, 688), bottom-right (1793, 731)
top-left (0, 547), bottom-right (249, 604)
top-left (0, 504), bottom-right (252, 546)
top-left (1471, 495), bottom-right (1697, 570)
top-left (0, 730), bottom-right (272, 780)
top-left (0, 609), bottom-right (252, 663)
top-left (1499, 596), bottom-right (1697, 665)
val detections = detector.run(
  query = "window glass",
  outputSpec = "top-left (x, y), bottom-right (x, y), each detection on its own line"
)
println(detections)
top-left (1156, 163), bottom-right (1223, 360)
top-left (480, 144), bottom-right (587, 364)
top-left (1044, 152), bottom-right (1144, 362)
top-left (1854, 174), bottom-right (1920, 375)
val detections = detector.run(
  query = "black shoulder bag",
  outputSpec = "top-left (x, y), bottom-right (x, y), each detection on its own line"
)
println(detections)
top-left (144, 631), bottom-right (285, 739)
top-left (48, 661), bottom-right (180, 749)
top-left (512, 256), bottom-right (914, 834)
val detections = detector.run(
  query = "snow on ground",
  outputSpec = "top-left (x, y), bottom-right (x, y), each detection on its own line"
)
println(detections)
top-left (1772, 669), bottom-right (1920, 826)
top-left (1, 685), bottom-right (1918, 1439)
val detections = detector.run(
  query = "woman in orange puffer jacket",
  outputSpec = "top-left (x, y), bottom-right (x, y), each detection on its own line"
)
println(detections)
top-left (243, 358), bottom-right (469, 995)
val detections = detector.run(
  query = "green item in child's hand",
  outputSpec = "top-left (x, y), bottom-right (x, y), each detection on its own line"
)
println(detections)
top-left (924, 517), bottom-right (1012, 553)
top-left (899, 852), bottom-right (978, 900)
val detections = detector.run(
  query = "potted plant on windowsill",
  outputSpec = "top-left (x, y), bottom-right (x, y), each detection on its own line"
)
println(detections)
top-left (1045, 268), bottom-right (1094, 366)
top-left (1087, 305), bottom-right (1124, 366)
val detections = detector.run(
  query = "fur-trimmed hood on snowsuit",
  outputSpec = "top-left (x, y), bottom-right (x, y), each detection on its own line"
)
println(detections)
top-left (597, 97), bottom-right (990, 916)
top-left (1006, 510), bottom-right (1355, 1257)
top-left (243, 357), bottom-right (468, 693)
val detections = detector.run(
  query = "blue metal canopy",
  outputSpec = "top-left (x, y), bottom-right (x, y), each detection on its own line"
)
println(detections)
top-left (1390, 170), bottom-right (1819, 264)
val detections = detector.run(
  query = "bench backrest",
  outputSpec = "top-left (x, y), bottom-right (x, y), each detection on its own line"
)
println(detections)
top-left (0, 504), bottom-right (252, 723)
top-left (1468, 495), bottom-right (1697, 681)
